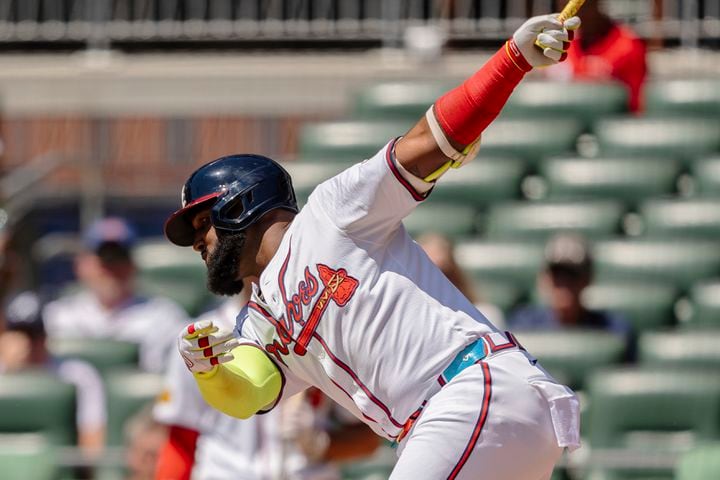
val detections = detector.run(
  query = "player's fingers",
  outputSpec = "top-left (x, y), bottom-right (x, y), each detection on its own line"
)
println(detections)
top-left (534, 14), bottom-right (563, 32)
top-left (183, 320), bottom-right (217, 340)
top-left (537, 32), bottom-right (565, 53)
top-left (545, 28), bottom-right (569, 43)
top-left (214, 352), bottom-right (236, 365)
top-left (543, 47), bottom-right (563, 62)
top-left (189, 338), bottom-right (241, 359)
top-left (189, 330), bottom-right (236, 351)
top-left (563, 16), bottom-right (581, 31)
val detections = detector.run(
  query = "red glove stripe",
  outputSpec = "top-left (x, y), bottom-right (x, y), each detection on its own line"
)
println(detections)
top-left (187, 324), bottom-right (196, 335)
top-left (433, 40), bottom-right (529, 147)
top-left (210, 357), bottom-right (219, 366)
top-left (198, 337), bottom-right (209, 348)
top-left (203, 347), bottom-right (213, 357)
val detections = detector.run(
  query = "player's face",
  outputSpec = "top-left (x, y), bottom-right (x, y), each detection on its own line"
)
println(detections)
top-left (191, 209), bottom-right (247, 296)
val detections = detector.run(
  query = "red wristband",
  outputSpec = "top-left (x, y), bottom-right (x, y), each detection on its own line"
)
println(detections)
top-left (433, 40), bottom-right (530, 146)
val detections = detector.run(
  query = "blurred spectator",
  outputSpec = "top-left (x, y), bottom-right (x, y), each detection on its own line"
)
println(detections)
top-left (0, 291), bottom-right (107, 456)
top-left (417, 232), bottom-right (504, 328)
top-left (154, 279), bottom-right (380, 480)
top-left (508, 234), bottom-right (631, 342)
top-left (43, 217), bottom-right (190, 373)
top-left (0, 208), bottom-right (18, 306)
top-left (549, 0), bottom-right (648, 112)
top-left (125, 406), bottom-right (168, 480)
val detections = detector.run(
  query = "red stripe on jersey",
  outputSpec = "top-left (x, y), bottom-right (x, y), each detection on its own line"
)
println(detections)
top-left (312, 332), bottom-right (405, 429)
top-left (384, 138), bottom-right (427, 202)
top-left (447, 362), bottom-right (492, 480)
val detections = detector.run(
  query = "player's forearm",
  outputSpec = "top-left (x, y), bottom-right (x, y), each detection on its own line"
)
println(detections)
top-left (395, 41), bottom-right (530, 180)
top-left (193, 345), bottom-right (282, 419)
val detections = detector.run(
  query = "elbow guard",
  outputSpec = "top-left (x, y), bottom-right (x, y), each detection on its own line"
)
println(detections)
top-left (193, 345), bottom-right (282, 419)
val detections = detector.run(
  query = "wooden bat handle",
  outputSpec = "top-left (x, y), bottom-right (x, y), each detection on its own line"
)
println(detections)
top-left (558, 0), bottom-right (586, 22)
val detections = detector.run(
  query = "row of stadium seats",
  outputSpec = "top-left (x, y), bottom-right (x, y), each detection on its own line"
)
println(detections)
top-left (352, 79), bottom-right (720, 125)
top-left (0, 367), bottom-right (160, 447)
top-left (400, 198), bottom-right (720, 239)
top-left (287, 155), bottom-right (720, 206)
top-left (298, 116), bottom-right (720, 165)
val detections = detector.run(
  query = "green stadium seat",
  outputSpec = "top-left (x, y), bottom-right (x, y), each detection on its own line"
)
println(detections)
top-left (0, 434), bottom-right (56, 480)
top-left (428, 158), bottom-right (526, 206)
top-left (48, 338), bottom-right (139, 375)
top-left (541, 157), bottom-right (680, 203)
top-left (593, 240), bottom-right (720, 291)
top-left (298, 121), bottom-right (413, 162)
top-left (504, 81), bottom-right (628, 128)
top-left (479, 118), bottom-right (583, 165)
top-left (513, 330), bottom-right (627, 390)
top-left (640, 199), bottom-right (720, 239)
top-left (639, 331), bottom-right (720, 369)
top-left (594, 118), bottom-right (720, 163)
top-left (484, 200), bottom-right (625, 240)
top-left (586, 368), bottom-right (720, 449)
top-left (281, 160), bottom-right (352, 205)
top-left (134, 240), bottom-right (215, 316)
top-left (404, 203), bottom-right (478, 238)
top-left (106, 369), bottom-right (163, 446)
top-left (455, 240), bottom-right (545, 292)
top-left (583, 282), bottom-right (678, 333)
top-left (0, 371), bottom-right (75, 444)
top-left (675, 443), bottom-right (720, 480)
top-left (352, 81), bottom-right (454, 120)
top-left (646, 80), bottom-right (720, 118)
top-left (474, 280), bottom-right (524, 314)
top-left (690, 156), bottom-right (720, 196)
top-left (686, 280), bottom-right (720, 328)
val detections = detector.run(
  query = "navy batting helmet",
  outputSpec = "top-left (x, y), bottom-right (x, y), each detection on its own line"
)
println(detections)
top-left (164, 154), bottom-right (298, 247)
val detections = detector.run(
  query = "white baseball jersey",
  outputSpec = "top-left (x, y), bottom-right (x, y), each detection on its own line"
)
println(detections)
top-left (155, 300), bottom-right (341, 480)
top-left (44, 291), bottom-right (189, 373)
top-left (236, 139), bottom-right (579, 479)
top-left (239, 139), bottom-right (500, 440)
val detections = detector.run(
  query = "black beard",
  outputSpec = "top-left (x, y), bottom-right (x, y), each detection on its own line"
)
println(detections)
top-left (206, 231), bottom-right (246, 296)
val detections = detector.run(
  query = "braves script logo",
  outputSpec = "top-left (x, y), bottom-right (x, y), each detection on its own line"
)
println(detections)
top-left (262, 246), bottom-right (359, 361)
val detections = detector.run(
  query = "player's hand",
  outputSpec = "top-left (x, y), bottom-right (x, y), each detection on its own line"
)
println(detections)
top-left (177, 320), bottom-right (240, 374)
top-left (512, 14), bottom-right (581, 68)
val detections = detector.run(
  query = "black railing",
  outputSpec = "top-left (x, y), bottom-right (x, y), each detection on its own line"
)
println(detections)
top-left (0, 0), bottom-right (715, 48)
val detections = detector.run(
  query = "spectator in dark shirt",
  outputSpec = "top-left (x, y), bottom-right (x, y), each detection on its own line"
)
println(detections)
top-left (508, 234), bottom-right (630, 342)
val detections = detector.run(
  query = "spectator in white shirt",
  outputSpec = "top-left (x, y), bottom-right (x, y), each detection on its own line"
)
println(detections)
top-left (43, 217), bottom-right (190, 373)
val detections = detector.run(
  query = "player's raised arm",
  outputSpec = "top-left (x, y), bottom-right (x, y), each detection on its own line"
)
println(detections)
top-left (394, 14), bottom-right (581, 182)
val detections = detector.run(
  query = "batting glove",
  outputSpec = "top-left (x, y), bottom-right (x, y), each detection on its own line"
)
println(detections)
top-left (177, 320), bottom-right (240, 374)
top-left (512, 14), bottom-right (581, 68)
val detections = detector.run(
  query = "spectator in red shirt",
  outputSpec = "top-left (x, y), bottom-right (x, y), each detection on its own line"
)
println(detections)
top-left (551, 0), bottom-right (648, 112)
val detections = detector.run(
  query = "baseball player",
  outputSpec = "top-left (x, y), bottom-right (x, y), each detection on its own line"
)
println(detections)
top-left (154, 281), bottom-right (379, 480)
top-left (164, 13), bottom-right (582, 480)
